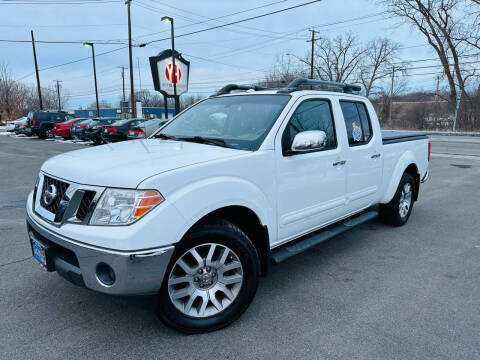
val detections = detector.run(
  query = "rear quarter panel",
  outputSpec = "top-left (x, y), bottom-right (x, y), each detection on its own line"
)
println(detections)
top-left (379, 138), bottom-right (429, 204)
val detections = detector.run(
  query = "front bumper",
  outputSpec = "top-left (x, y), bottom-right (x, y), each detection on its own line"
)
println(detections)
top-left (26, 212), bottom-right (174, 295)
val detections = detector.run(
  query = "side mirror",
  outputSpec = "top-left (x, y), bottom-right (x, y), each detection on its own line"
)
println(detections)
top-left (291, 130), bottom-right (327, 152)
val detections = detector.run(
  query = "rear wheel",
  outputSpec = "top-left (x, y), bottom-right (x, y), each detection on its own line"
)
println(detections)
top-left (157, 220), bottom-right (260, 334)
top-left (45, 128), bottom-right (54, 139)
top-left (380, 172), bottom-right (415, 226)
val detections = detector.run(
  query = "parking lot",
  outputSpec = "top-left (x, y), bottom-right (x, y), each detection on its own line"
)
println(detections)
top-left (1, 133), bottom-right (479, 359)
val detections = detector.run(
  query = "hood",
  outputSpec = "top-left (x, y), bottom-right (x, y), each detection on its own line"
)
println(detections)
top-left (41, 139), bottom-right (246, 188)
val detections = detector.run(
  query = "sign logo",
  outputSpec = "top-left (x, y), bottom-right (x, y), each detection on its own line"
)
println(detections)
top-left (165, 63), bottom-right (181, 83)
top-left (43, 184), bottom-right (58, 206)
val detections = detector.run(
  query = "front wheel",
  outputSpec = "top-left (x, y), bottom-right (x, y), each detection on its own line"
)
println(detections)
top-left (380, 172), bottom-right (416, 226)
top-left (157, 221), bottom-right (260, 333)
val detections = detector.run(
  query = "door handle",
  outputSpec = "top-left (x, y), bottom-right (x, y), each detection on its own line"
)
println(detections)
top-left (333, 160), bottom-right (346, 166)
top-left (371, 153), bottom-right (381, 159)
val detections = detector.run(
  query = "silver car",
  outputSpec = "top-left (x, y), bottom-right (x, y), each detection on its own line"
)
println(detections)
top-left (127, 118), bottom-right (168, 139)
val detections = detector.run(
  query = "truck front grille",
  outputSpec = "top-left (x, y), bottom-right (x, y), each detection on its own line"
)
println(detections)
top-left (76, 191), bottom-right (96, 220)
top-left (40, 176), bottom-right (69, 214)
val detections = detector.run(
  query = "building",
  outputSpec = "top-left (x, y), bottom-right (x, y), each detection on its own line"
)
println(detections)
top-left (73, 107), bottom-right (175, 119)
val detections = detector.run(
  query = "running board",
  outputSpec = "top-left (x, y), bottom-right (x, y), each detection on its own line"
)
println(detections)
top-left (270, 210), bottom-right (379, 264)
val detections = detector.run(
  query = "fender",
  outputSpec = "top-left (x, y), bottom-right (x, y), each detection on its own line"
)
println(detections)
top-left (163, 175), bottom-right (276, 244)
top-left (380, 150), bottom-right (419, 204)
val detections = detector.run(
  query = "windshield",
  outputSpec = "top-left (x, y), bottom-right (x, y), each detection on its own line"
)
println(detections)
top-left (155, 94), bottom-right (290, 150)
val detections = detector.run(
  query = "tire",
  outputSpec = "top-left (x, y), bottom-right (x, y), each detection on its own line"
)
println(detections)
top-left (157, 220), bottom-right (260, 334)
top-left (379, 172), bottom-right (416, 226)
top-left (45, 127), bottom-right (54, 139)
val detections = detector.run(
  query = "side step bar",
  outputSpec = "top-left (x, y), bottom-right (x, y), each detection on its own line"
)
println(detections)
top-left (270, 210), bottom-right (379, 264)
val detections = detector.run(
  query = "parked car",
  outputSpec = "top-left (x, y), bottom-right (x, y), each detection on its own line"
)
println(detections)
top-left (127, 118), bottom-right (168, 139)
top-left (84, 117), bottom-right (119, 145)
top-left (27, 111), bottom-right (72, 139)
top-left (53, 118), bottom-right (87, 140)
top-left (6, 117), bottom-right (24, 132)
top-left (26, 78), bottom-right (430, 333)
top-left (13, 118), bottom-right (30, 135)
top-left (101, 118), bottom-right (147, 143)
top-left (70, 118), bottom-right (94, 141)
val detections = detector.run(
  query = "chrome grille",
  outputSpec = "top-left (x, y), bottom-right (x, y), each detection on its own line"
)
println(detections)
top-left (76, 190), bottom-right (96, 220)
top-left (40, 176), bottom-right (69, 214)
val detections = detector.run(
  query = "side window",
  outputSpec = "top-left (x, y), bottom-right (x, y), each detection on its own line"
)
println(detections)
top-left (282, 99), bottom-right (336, 153)
top-left (340, 101), bottom-right (372, 146)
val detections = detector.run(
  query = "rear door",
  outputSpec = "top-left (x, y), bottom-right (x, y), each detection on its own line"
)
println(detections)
top-left (275, 96), bottom-right (347, 245)
top-left (339, 99), bottom-right (382, 214)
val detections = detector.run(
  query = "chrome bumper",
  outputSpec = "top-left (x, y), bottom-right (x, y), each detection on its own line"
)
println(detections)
top-left (27, 212), bottom-right (174, 296)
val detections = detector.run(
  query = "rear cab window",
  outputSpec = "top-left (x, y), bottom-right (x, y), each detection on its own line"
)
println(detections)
top-left (339, 101), bottom-right (372, 146)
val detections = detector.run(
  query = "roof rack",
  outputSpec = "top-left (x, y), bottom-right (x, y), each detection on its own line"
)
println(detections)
top-left (212, 84), bottom-right (269, 96)
top-left (277, 78), bottom-right (361, 94)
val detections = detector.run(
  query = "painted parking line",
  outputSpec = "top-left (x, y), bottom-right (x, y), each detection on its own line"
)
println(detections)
top-left (431, 153), bottom-right (480, 161)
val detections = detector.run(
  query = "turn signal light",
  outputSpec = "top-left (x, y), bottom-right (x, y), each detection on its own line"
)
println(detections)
top-left (133, 190), bottom-right (164, 218)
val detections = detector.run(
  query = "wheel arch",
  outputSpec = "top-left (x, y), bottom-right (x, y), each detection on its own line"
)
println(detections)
top-left (183, 205), bottom-right (270, 276)
top-left (380, 150), bottom-right (420, 204)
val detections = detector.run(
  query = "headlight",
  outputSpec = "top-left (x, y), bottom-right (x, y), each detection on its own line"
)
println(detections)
top-left (90, 188), bottom-right (164, 225)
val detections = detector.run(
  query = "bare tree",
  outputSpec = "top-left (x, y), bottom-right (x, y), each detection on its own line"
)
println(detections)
top-left (180, 94), bottom-right (205, 111)
top-left (0, 63), bottom-right (24, 121)
top-left (381, 0), bottom-right (471, 113)
top-left (359, 38), bottom-right (401, 97)
top-left (310, 33), bottom-right (365, 83)
top-left (135, 90), bottom-right (165, 107)
top-left (87, 100), bottom-right (112, 109)
top-left (261, 54), bottom-right (307, 87)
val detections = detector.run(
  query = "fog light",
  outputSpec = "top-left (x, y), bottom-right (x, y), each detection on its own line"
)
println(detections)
top-left (96, 263), bottom-right (115, 286)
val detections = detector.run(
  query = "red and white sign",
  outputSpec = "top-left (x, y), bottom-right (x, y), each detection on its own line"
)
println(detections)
top-left (157, 57), bottom-right (189, 96)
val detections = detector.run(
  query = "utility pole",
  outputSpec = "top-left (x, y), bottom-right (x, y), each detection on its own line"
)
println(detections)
top-left (389, 66), bottom-right (395, 123)
top-left (30, 30), bottom-right (43, 110)
top-left (307, 29), bottom-right (317, 79)
top-left (53, 80), bottom-right (62, 110)
top-left (435, 76), bottom-right (440, 102)
top-left (126, 0), bottom-right (136, 118)
top-left (137, 57), bottom-right (142, 90)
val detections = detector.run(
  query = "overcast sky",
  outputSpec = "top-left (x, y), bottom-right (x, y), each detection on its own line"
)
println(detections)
top-left (0, 0), bottom-right (440, 109)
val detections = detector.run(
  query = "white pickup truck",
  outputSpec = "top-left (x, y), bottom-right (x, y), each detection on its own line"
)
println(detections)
top-left (26, 78), bottom-right (430, 333)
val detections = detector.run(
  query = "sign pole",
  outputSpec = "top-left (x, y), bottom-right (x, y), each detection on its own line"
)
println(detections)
top-left (169, 20), bottom-right (179, 115)
top-left (163, 95), bottom-right (168, 119)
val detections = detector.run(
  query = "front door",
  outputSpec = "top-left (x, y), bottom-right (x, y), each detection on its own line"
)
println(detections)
top-left (275, 98), bottom-right (347, 246)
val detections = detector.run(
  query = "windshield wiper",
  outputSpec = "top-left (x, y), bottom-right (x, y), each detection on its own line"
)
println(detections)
top-left (179, 136), bottom-right (227, 148)
top-left (153, 133), bottom-right (179, 140)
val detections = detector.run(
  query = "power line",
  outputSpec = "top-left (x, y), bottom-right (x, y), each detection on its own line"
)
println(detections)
top-left (134, 0), bottom-right (294, 39)
top-left (0, 0), bottom-right (119, 4)
top-left (144, 0), bottom-right (323, 45)
top-left (0, 39), bottom-right (128, 45)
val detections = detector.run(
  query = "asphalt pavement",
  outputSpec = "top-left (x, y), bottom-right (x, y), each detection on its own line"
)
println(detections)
top-left (0, 134), bottom-right (479, 360)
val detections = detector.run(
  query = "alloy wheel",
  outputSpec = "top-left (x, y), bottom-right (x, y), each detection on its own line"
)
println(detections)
top-left (167, 243), bottom-right (243, 318)
top-left (398, 182), bottom-right (412, 218)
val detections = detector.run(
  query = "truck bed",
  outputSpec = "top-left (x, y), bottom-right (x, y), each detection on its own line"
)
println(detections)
top-left (381, 130), bottom-right (428, 145)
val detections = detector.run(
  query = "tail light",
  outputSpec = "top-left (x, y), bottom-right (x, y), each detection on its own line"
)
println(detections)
top-left (77, 124), bottom-right (86, 129)
top-left (427, 141), bottom-right (431, 161)
top-left (32, 119), bottom-right (36, 126)
top-left (136, 128), bottom-right (145, 136)
top-left (22, 123), bottom-right (27, 127)
top-left (109, 127), bottom-right (117, 133)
